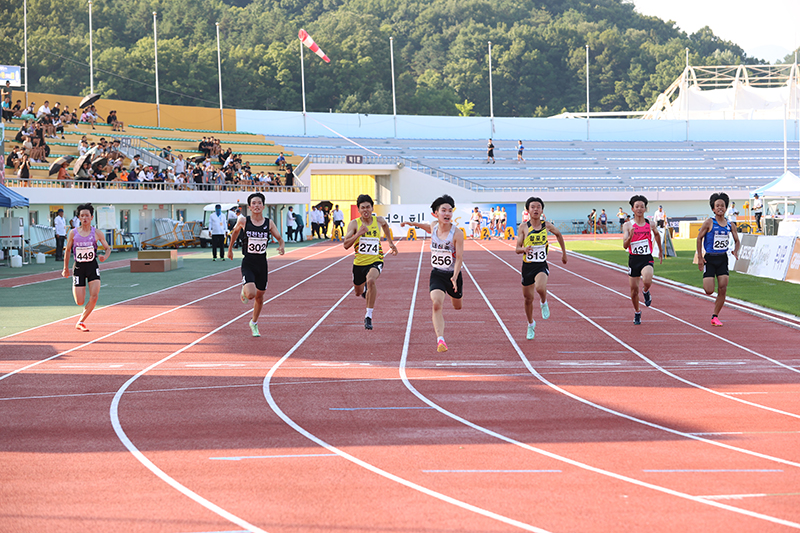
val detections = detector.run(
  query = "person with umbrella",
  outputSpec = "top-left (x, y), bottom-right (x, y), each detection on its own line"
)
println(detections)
top-left (49, 155), bottom-right (74, 184)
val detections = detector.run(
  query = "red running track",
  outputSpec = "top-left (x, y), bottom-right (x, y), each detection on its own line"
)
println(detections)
top-left (1, 239), bottom-right (798, 532)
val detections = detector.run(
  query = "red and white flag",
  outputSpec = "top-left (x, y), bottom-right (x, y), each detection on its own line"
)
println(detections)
top-left (298, 29), bottom-right (330, 63)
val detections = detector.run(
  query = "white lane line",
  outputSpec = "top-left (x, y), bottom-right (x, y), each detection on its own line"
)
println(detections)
top-left (210, 454), bottom-right (338, 461)
top-left (110, 253), bottom-right (353, 533)
top-left (262, 241), bottom-right (553, 533)
top-left (0, 242), bottom-right (327, 341)
top-left (478, 242), bottom-right (800, 419)
top-left (405, 262), bottom-right (800, 528)
top-left (0, 245), bottom-right (339, 382)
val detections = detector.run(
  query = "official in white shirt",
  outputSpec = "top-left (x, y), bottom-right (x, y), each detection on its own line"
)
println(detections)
top-left (54, 208), bottom-right (67, 261)
top-left (286, 206), bottom-right (297, 241)
top-left (209, 204), bottom-right (228, 261)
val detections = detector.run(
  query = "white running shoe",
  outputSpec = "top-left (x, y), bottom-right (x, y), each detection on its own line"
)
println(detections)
top-left (526, 322), bottom-right (536, 340)
top-left (541, 302), bottom-right (550, 320)
top-left (249, 320), bottom-right (261, 337)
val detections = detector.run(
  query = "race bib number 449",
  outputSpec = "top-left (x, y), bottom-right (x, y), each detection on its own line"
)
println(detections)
top-left (75, 246), bottom-right (95, 262)
top-left (247, 237), bottom-right (268, 255)
top-left (357, 237), bottom-right (380, 256)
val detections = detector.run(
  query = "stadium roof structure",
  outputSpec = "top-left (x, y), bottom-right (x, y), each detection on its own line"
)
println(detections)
top-left (643, 63), bottom-right (800, 120)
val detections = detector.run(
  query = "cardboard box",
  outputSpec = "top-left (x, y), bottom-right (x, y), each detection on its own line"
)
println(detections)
top-left (138, 249), bottom-right (178, 270)
top-left (130, 258), bottom-right (171, 272)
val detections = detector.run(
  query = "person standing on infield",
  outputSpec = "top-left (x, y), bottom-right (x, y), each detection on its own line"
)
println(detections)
top-left (227, 192), bottom-right (285, 337)
top-left (209, 204), bottom-right (227, 261)
top-left (516, 197), bottom-right (567, 340)
top-left (696, 192), bottom-right (740, 327)
top-left (401, 195), bottom-right (464, 352)
top-left (61, 203), bottom-right (112, 332)
top-left (343, 194), bottom-right (398, 330)
top-left (622, 195), bottom-right (663, 325)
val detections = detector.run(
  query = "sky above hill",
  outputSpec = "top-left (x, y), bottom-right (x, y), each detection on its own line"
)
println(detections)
top-left (632, 0), bottom-right (799, 63)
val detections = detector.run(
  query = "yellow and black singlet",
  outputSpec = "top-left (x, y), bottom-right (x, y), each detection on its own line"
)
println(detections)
top-left (354, 215), bottom-right (384, 266)
top-left (522, 222), bottom-right (549, 263)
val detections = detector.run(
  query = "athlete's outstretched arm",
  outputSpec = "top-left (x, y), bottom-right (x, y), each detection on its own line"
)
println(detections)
top-left (650, 219), bottom-right (664, 264)
top-left (730, 222), bottom-right (740, 259)
top-left (96, 231), bottom-right (112, 263)
top-left (514, 222), bottom-right (527, 254)
top-left (400, 220), bottom-right (432, 233)
top-left (269, 219), bottom-right (285, 255)
top-left (227, 216), bottom-right (247, 260)
top-left (62, 231), bottom-right (74, 278)
top-left (695, 219), bottom-right (713, 270)
top-left (342, 219), bottom-right (363, 250)
top-left (451, 226), bottom-right (464, 289)
top-left (378, 216), bottom-right (398, 256)
top-left (546, 221), bottom-right (568, 264)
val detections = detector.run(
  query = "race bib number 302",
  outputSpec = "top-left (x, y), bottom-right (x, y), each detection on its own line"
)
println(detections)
top-left (358, 237), bottom-right (380, 256)
top-left (75, 246), bottom-right (95, 262)
top-left (247, 237), bottom-right (268, 255)
top-left (431, 248), bottom-right (454, 268)
top-left (630, 238), bottom-right (651, 255)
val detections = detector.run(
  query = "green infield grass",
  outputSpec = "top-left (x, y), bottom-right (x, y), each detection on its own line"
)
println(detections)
top-left (564, 237), bottom-right (800, 316)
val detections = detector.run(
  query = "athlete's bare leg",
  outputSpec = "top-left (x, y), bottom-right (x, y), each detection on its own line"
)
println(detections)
top-left (431, 289), bottom-right (446, 337)
top-left (77, 279), bottom-right (100, 323)
top-left (364, 268), bottom-right (380, 309)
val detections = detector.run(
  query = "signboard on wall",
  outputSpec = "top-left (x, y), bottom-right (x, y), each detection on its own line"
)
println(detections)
top-left (734, 234), bottom-right (759, 274)
top-left (746, 236), bottom-right (795, 281)
top-left (368, 203), bottom-right (517, 238)
top-left (0, 66), bottom-right (21, 86)
top-left (784, 239), bottom-right (800, 284)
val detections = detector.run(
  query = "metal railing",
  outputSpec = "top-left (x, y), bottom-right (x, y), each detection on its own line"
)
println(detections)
top-left (4, 177), bottom-right (308, 193)
top-left (118, 136), bottom-right (172, 169)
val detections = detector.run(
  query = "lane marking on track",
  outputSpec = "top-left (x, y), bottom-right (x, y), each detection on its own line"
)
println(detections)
top-left (110, 253), bottom-right (354, 533)
top-left (643, 469), bottom-right (782, 473)
top-left (263, 240), bottom-right (553, 533)
top-left (699, 492), bottom-right (800, 501)
top-left (209, 454), bottom-right (338, 461)
top-left (498, 241), bottom-right (800, 374)
top-left (394, 248), bottom-right (800, 526)
top-left (0, 242), bottom-right (329, 341)
top-left (423, 470), bottom-right (562, 473)
top-left (478, 242), bottom-right (800, 420)
top-left (328, 406), bottom-right (434, 411)
top-left (0, 245), bottom-right (341, 382)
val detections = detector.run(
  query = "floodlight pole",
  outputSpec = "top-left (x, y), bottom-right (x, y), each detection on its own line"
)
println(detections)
top-left (88, 1), bottom-right (94, 94)
top-left (300, 40), bottom-right (307, 135)
top-left (488, 41), bottom-right (494, 134)
top-left (23, 0), bottom-right (28, 105)
top-left (153, 12), bottom-right (161, 127)
top-left (586, 44), bottom-right (590, 140)
top-left (390, 37), bottom-right (397, 138)
top-left (216, 22), bottom-right (224, 130)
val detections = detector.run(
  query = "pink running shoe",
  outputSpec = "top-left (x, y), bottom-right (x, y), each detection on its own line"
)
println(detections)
top-left (711, 316), bottom-right (723, 327)
top-left (437, 340), bottom-right (448, 352)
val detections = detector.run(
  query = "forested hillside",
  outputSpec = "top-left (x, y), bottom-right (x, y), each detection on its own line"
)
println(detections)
top-left (2, 0), bottom-right (772, 116)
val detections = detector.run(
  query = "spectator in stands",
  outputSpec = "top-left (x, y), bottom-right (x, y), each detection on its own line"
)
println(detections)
top-left (30, 126), bottom-right (48, 163)
top-left (6, 146), bottom-right (21, 172)
top-left (80, 107), bottom-right (96, 129)
top-left (174, 153), bottom-right (186, 175)
top-left (56, 161), bottom-right (71, 183)
top-left (78, 140), bottom-right (89, 157)
top-left (128, 154), bottom-right (141, 172)
top-left (210, 138), bottom-right (221, 157)
top-left (275, 152), bottom-right (286, 170)
top-left (192, 163), bottom-right (204, 190)
top-left (20, 102), bottom-right (36, 121)
top-left (222, 150), bottom-right (234, 169)
top-left (284, 163), bottom-right (295, 189)
top-left (1, 81), bottom-right (11, 103)
top-left (106, 110), bottom-right (124, 131)
top-left (75, 160), bottom-right (92, 184)
top-left (11, 99), bottom-right (23, 118)
top-left (2, 96), bottom-right (12, 122)
top-left (199, 137), bottom-right (211, 157)
top-left (52, 113), bottom-right (65, 139)
top-left (21, 134), bottom-right (33, 157)
top-left (62, 105), bottom-right (78, 125)
top-left (160, 145), bottom-right (173, 162)
top-left (36, 101), bottom-right (51, 118)
top-left (219, 147), bottom-right (231, 165)
top-left (50, 102), bottom-right (61, 116)
top-left (486, 139), bottom-right (495, 164)
top-left (16, 154), bottom-right (31, 184)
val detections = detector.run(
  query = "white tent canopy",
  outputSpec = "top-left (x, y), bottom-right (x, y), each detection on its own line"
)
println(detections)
top-left (751, 171), bottom-right (800, 198)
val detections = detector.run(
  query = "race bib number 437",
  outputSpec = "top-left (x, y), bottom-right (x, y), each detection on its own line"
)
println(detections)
top-left (358, 237), bottom-right (380, 256)
top-left (630, 238), bottom-right (651, 255)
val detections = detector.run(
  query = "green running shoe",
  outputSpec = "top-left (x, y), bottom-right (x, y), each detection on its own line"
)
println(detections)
top-left (526, 322), bottom-right (536, 340)
top-left (541, 301), bottom-right (550, 320)
top-left (249, 320), bottom-right (261, 337)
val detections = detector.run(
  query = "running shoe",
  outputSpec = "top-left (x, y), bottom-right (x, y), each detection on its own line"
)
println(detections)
top-left (241, 289), bottom-right (248, 304)
top-left (76, 322), bottom-right (89, 332)
top-left (643, 290), bottom-right (652, 307)
top-left (437, 339), bottom-right (448, 352)
top-left (634, 312), bottom-right (641, 325)
top-left (361, 288), bottom-right (367, 299)
top-left (711, 316), bottom-right (723, 327)
top-left (541, 302), bottom-right (550, 320)
top-left (249, 320), bottom-right (261, 337)
top-left (364, 317), bottom-right (373, 330)
top-left (526, 322), bottom-right (536, 340)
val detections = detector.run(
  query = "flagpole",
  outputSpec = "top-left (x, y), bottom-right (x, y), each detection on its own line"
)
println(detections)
top-left (153, 11), bottom-right (161, 127)
top-left (88, 1), bottom-right (94, 94)
top-left (586, 44), bottom-right (590, 141)
top-left (301, 40), bottom-right (307, 135)
top-left (216, 22), bottom-right (224, 130)
top-left (390, 37), bottom-right (397, 138)
top-left (23, 0), bottom-right (28, 105)
top-left (488, 41), bottom-right (494, 135)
